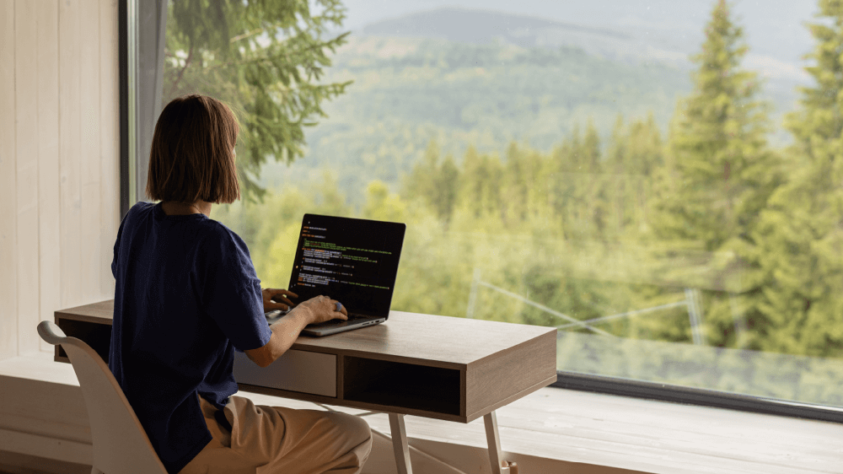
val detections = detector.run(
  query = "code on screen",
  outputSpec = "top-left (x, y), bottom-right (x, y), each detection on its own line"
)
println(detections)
top-left (288, 215), bottom-right (405, 317)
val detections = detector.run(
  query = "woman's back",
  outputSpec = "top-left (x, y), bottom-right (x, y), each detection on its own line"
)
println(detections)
top-left (110, 201), bottom-right (270, 473)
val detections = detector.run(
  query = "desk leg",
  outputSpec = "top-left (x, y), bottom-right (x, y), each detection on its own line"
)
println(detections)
top-left (388, 413), bottom-right (413, 474)
top-left (484, 411), bottom-right (508, 474)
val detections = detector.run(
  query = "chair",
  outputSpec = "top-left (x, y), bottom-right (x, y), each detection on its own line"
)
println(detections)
top-left (37, 321), bottom-right (167, 474)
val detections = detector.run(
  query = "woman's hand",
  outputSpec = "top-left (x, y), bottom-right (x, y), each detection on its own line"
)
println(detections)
top-left (294, 295), bottom-right (348, 325)
top-left (261, 288), bottom-right (297, 312)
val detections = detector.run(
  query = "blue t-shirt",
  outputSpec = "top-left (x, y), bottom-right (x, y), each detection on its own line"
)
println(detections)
top-left (109, 202), bottom-right (271, 474)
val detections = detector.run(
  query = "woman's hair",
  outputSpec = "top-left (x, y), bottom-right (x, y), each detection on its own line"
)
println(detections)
top-left (146, 95), bottom-right (240, 204)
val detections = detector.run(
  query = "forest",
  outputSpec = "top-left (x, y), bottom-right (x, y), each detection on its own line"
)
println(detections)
top-left (163, 0), bottom-right (843, 406)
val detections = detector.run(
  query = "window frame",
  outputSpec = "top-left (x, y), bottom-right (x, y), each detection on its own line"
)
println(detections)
top-left (120, 0), bottom-right (843, 426)
top-left (553, 370), bottom-right (843, 424)
top-left (119, 0), bottom-right (130, 217)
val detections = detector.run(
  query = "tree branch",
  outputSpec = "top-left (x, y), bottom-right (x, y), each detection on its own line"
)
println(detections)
top-left (168, 45), bottom-right (193, 98)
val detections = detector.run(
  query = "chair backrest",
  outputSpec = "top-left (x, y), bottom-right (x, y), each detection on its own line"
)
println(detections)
top-left (37, 321), bottom-right (167, 474)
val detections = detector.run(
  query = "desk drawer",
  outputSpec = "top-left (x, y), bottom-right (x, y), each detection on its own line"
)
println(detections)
top-left (233, 350), bottom-right (337, 397)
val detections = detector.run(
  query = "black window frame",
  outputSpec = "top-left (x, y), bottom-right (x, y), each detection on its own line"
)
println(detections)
top-left (552, 371), bottom-right (843, 423)
top-left (119, 0), bottom-right (129, 218)
top-left (118, 0), bottom-right (843, 425)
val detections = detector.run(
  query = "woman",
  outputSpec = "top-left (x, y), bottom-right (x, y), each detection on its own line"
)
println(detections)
top-left (109, 95), bottom-right (372, 474)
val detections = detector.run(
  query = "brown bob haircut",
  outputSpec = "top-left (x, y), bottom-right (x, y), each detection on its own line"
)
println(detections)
top-left (146, 95), bottom-right (240, 204)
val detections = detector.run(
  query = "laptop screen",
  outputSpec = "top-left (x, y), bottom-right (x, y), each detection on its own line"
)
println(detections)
top-left (287, 214), bottom-right (406, 318)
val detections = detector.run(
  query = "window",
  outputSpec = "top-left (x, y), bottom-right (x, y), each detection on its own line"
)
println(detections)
top-left (129, 0), bottom-right (843, 421)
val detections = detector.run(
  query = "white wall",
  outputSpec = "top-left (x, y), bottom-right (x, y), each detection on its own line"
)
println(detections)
top-left (0, 0), bottom-right (120, 359)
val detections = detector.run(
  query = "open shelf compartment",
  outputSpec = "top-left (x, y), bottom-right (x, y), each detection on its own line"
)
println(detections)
top-left (342, 356), bottom-right (461, 416)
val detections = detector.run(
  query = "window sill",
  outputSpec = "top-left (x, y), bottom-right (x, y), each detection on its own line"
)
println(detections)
top-left (1, 353), bottom-right (841, 474)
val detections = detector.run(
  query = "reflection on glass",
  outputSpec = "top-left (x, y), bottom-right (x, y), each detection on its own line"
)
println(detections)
top-left (159, 0), bottom-right (843, 409)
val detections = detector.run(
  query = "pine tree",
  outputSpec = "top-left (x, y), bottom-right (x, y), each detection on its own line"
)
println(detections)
top-left (459, 146), bottom-right (486, 218)
top-left (404, 141), bottom-right (461, 225)
top-left (604, 115), bottom-right (665, 238)
top-left (546, 135), bottom-right (576, 234)
top-left (435, 154), bottom-right (460, 225)
top-left (501, 142), bottom-right (531, 225)
top-left (545, 124), bottom-right (604, 241)
top-left (404, 140), bottom-right (441, 207)
top-left (752, 0), bottom-right (843, 357)
top-left (654, 0), bottom-right (780, 348)
top-left (579, 123), bottom-right (606, 238)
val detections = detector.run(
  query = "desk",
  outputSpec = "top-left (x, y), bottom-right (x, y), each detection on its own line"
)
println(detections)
top-left (55, 300), bottom-right (557, 474)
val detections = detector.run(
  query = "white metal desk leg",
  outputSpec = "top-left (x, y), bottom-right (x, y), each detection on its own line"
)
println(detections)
top-left (389, 413), bottom-right (413, 474)
top-left (484, 411), bottom-right (509, 474)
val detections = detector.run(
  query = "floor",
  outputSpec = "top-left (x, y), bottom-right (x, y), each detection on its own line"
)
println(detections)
top-left (242, 386), bottom-right (843, 474)
top-left (3, 352), bottom-right (843, 473)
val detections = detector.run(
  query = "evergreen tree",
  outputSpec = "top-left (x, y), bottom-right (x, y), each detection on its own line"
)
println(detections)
top-left (604, 115), bottom-right (665, 238)
top-left (164, 0), bottom-right (351, 201)
top-left (478, 152), bottom-right (504, 218)
top-left (404, 141), bottom-right (441, 207)
top-left (498, 142), bottom-right (556, 230)
top-left (436, 155), bottom-right (460, 225)
top-left (501, 142), bottom-right (532, 225)
top-left (545, 124), bottom-right (604, 241)
top-left (753, 0), bottom-right (843, 357)
top-left (459, 146), bottom-right (486, 218)
top-left (569, 123), bottom-right (603, 239)
top-left (404, 141), bottom-right (461, 225)
top-left (546, 135), bottom-right (575, 236)
top-left (654, 0), bottom-right (780, 348)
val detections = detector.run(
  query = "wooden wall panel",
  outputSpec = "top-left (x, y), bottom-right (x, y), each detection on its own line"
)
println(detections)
top-left (0, 0), bottom-right (19, 359)
top-left (0, 0), bottom-right (120, 359)
top-left (14, 0), bottom-right (40, 356)
top-left (59, 0), bottom-right (83, 310)
top-left (80, 0), bottom-right (102, 304)
top-left (37, 0), bottom-right (61, 353)
top-left (100, 0), bottom-right (120, 300)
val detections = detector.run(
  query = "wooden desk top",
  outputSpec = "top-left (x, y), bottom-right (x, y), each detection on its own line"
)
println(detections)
top-left (56, 300), bottom-right (558, 422)
top-left (57, 300), bottom-right (556, 370)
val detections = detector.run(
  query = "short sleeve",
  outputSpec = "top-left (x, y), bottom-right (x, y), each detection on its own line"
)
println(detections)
top-left (111, 204), bottom-right (138, 279)
top-left (111, 211), bottom-right (128, 279)
top-left (197, 225), bottom-right (272, 351)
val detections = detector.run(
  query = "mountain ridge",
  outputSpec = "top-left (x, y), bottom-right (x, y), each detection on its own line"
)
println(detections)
top-left (351, 5), bottom-right (809, 85)
top-left (359, 7), bottom-right (632, 42)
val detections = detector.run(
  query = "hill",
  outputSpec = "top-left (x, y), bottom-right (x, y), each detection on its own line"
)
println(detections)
top-left (359, 7), bottom-right (677, 66)
top-left (360, 8), bottom-right (630, 47)
top-left (259, 34), bottom-right (690, 201)
top-left (259, 7), bottom-right (803, 202)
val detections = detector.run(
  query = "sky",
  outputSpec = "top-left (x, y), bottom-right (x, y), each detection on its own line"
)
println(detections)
top-left (338, 0), bottom-right (820, 66)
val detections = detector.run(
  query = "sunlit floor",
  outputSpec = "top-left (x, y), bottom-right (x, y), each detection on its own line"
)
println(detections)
top-left (2, 364), bottom-right (842, 473)
top-left (244, 385), bottom-right (843, 474)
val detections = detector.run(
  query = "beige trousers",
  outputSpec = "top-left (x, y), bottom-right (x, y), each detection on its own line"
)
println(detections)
top-left (178, 395), bottom-right (373, 474)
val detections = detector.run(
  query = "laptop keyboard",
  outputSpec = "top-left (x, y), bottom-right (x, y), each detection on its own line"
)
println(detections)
top-left (308, 313), bottom-right (371, 328)
top-left (265, 310), bottom-right (374, 327)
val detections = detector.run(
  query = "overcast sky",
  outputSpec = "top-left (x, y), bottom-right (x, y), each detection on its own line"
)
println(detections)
top-left (339, 0), bottom-right (819, 64)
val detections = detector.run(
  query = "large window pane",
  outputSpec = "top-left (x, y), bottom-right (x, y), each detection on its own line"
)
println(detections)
top-left (151, 0), bottom-right (843, 411)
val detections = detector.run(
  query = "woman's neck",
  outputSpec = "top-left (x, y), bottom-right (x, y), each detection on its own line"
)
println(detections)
top-left (161, 200), bottom-right (212, 217)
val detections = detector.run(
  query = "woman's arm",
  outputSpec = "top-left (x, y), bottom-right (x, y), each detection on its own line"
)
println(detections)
top-left (244, 296), bottom-right (347, 368)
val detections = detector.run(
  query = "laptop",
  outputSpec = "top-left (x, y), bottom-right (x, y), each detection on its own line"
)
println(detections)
top-left (265, 213), bottom-right (406, 336)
